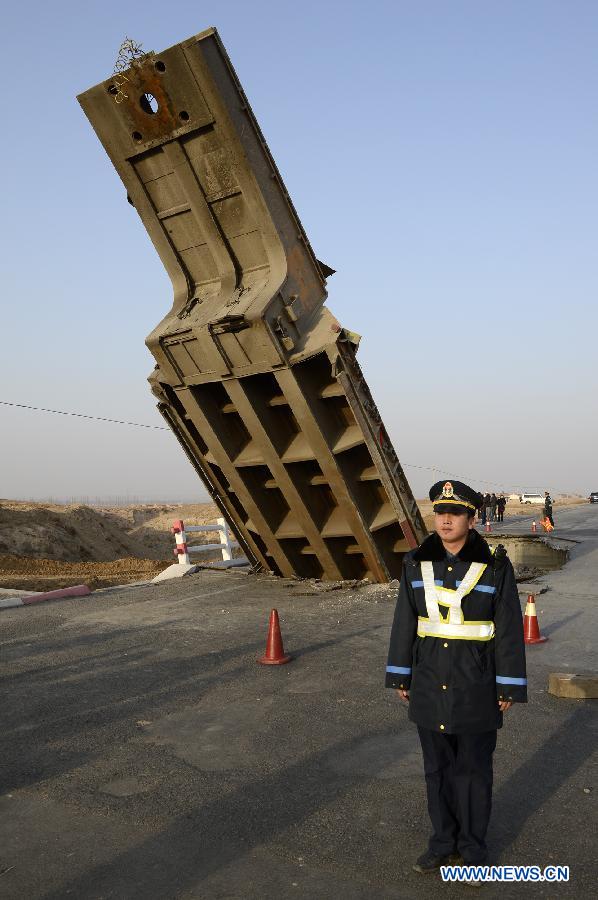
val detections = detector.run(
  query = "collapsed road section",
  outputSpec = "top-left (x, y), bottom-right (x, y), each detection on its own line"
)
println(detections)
top-left (78, 27), bottom-right (427, 582)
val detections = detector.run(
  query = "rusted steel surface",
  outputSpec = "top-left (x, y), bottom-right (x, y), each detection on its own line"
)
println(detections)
top-left (78, 27), bottom-right (427, 582)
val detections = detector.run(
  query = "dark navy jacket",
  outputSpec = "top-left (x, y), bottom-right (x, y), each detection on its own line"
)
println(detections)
top-left (386, 529), bottom-right (527, 734)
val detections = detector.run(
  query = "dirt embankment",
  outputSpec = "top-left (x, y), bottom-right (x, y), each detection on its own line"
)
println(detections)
top-left (0, 501), bottom-right (220, 592)
top-left (0, 495), bottom-right (586, 593)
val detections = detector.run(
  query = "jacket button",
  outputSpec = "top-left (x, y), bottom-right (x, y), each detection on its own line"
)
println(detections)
top-left (442, 684), bottom-right (447, 690)
top-left (447, 566), bottom-right (453, 572)
top-left (443, 642), bottom-right (448, 648)
top-left (399, 684), bottom-right (404, 689)
top-left (440, 724), bottom-right (445, 730)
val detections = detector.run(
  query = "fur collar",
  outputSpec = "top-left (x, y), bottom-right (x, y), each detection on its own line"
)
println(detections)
top-left (412, 529), bottom-right (495, 564)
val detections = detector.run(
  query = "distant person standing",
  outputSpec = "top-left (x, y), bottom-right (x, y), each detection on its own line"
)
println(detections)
top-left (484, 493), bottom-right (492, 523)
top-left (476, 497), bottom-right (483, 524)
top-left (544, 492), bottom-right (554, 528)
top-left (480, 494), bottom-right (488, 525)
top-left (490, 493), bottom-right (497, 523)
top-left (496, 495), bottom-right (506, 523)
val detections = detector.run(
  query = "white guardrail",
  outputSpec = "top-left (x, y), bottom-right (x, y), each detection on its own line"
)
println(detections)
top-left (171, 518), bottom-right (249, 568)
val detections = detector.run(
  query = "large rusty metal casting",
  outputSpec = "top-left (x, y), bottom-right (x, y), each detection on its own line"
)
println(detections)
top-left (78, 27), bottom-right (427, 581)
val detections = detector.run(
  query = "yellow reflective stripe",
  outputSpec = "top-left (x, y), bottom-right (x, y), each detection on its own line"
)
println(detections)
top-left (416, 626), bottom-right (495, 642)
top-left (437, 588), bottom-right (463, 600)
top-left (418, 616), bottom-right (494, 628)
top-left (418, 616), bottom-right (495, 625)
top-left (430, 565), bottom-right (487, 599)
top-left (436, 571), bottom-right (488, 596)
top-left (417, 617), bottom-right (495, 640)
top-left (433, 498), bottom-right (476, 510)
top-left (421, 562), bottom-right (442, 624)
top-left (421, 561), bottom-right (490, 635)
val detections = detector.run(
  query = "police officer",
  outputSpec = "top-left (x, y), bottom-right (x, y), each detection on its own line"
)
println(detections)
top-left (386, 480), bottom-right (527, 873)
top-left (544, 491), bottom-right (554, 528)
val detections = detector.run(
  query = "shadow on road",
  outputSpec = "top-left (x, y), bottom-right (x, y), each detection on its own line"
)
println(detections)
top-left (540, 610), bottom-right (583, 638)
top-left (40, 725), bottom-right (400, 900)
top-left (493, 705), bottom-right (598, 855)
top-left (0, 622), bottom-right (384, 795)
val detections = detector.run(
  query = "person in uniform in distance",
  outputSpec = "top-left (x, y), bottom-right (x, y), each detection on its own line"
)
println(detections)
top-left (544, 491), bottom-right (554, 528)
top-left (386, 480), bottom-right (527, 873)
top-left (496, 494), bottom-right (506, 523)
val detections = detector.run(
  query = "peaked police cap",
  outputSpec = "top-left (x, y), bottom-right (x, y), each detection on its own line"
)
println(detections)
top-left (429, 480), bottom-right (482, 514)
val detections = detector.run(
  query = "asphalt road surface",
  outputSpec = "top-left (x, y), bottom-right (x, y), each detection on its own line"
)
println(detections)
top-left (1, 505), bottom-right (597, 898)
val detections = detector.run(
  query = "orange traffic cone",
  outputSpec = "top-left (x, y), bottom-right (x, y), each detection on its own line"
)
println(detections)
top-left (485, 521), bottom-right (492, 533)
top-left (258, 609), bottom-right (292, 665)
top-left (531, 521), bottom-right (537, 533)
top-left (524, 594), bottom-right (547, 644)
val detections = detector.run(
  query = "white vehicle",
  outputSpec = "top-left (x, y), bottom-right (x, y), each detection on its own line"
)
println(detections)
top-left (519, 493), bottom-right (545, 505)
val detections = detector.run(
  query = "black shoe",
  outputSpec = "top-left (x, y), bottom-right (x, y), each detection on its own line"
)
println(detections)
top-left (412, 850), bottom-right (453, 873)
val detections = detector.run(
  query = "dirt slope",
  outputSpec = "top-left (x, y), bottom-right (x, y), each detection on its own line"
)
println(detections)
top-left (0, 500), bottom-right (219, 591)
top-left (0, 495), bottom-right (586, 592)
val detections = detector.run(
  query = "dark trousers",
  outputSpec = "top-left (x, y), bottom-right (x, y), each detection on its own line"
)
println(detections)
top-left (417, 726), bottom-right (497, 863)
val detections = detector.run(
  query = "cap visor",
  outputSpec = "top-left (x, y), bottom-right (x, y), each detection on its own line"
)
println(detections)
top-left (433, 502), bottom-right (470, 515)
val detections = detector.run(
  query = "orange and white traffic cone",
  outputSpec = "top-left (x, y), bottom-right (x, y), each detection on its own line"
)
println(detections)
top-left (258, 609), bottom-right (292, 665)
top-left (524, 594), bottom-right (548, 644)
top-left (485, 521), bottom-right (492, 533)
top-left (531, 521), bottom-right (537, 533)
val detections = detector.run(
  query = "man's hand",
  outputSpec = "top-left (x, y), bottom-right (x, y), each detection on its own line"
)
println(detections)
top-left (498, 700), bottom-right (513, 712)
top-left (396, 689), bottom-right (409, 702)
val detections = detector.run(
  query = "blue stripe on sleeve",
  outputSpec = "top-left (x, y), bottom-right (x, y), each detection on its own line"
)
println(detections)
top-left (455, 580), bottom-right (496, 593)
top-left (387, 666), bottom-right (412, 675)
top-left (412, 578), bottom-right (495, 593)
top-left (496, 676), bottom-right (527, 685)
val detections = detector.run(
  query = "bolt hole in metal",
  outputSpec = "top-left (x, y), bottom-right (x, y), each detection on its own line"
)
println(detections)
top-left (132, 131), bottom-right (143, 143)
top-left (140, 92), bottom-right (159, 115)
top-left (155, 60), bottom-right (166, 72)
top-left (179, 110), bottom-right (190, 121)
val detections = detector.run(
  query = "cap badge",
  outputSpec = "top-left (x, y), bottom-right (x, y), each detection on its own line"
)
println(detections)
top-left (442, 482), bottom-right (454, 498)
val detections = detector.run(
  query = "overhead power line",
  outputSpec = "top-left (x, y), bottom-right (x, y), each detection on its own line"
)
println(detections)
top-left (398, 462), bottom-right (530, 493)
top-left (0, 400), bottom-right (169, 431)
top-left (0, 399), bottom-right (560, 494)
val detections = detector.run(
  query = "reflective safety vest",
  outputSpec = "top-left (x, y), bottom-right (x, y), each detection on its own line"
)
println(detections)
top-left (418, 561), bottom-right (495, 641)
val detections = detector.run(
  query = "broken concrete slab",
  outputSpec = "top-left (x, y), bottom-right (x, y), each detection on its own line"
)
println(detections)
top-left (548, 672), bottom-right (598, 699)
top-left (152, 563), bottom-right (199, 583)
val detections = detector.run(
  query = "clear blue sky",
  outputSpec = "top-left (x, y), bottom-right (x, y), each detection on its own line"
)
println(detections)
top-left (1, 0), bottom-right (596, 502)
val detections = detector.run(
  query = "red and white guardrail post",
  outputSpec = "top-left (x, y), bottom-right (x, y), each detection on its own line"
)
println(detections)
top-left (170, 518), bottom-right (246, 567)
top-left (171, 520), bottom-right (191, 565)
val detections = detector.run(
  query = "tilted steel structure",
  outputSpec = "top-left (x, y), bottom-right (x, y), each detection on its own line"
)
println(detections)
top-left (78, 27), bottom-right (427, 581)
